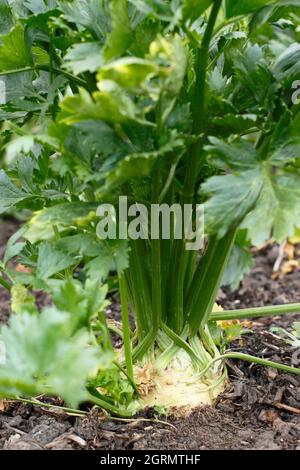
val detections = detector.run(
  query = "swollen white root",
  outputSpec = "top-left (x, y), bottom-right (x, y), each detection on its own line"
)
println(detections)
top-left (134, 349), bottom-right (227, 412)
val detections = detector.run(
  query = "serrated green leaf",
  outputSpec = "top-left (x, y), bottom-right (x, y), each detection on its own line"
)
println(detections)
top-left (233, 44), bottom-right (278, 109)
top-left (0, 0), bottom-right (13, 35)
top-left (208, 66), bottom-right (228, 94)
top-left (58, 0), bottom-right (109, 40)
top-left (202, 169), bottom-right (263, 237)
top-left (250, 1), bottom-right (300, 32)
top-left (64, 42), bottom-right (103, 75)
top-left (56, 233), bottom-right (102, 257)
top-left (24, 0), bottom-right (56, 14)
top-left (5, 135), bottom-right (35, 162)
top-left (104, 0), bottom-right (131, 61)
top-left (84, 253), bottom-right (113, 281)
top-left (4, 226), bottom-right (27, 266)
top-left (59, 82), bottom-right (149, 125)
top-left (182, 0), bottom-right (213, 22)
top-left (0, 24), bottom-right (32, 72)
top-left (105, 131), bottom-right (184, 189)
top-left (269, 112), bottom-right (300, 165)
top-left (243, 171), bottom-right (300, 245)
top-left (212, 114), bottom-right (258, 135)
top-left (0, 306), bottom-right (102, 406)
top-left (0, 170), bottom-right (31, 214)
top-left (52, 278), bottom-right (108, 331)
top-left (203, 119), bottom-right (300, 244)
top-left (0, 71), bottom-right (35, 104)
top-left (84, 240), bottom-right (129, 280)
top-left (127, 0), bottom-right (174, 21)
top-left (36, 242), bottom-right (75, 279)
top-left (226, 0), bottom-right (271, 18)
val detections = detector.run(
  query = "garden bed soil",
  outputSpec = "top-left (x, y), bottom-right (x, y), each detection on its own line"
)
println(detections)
top-left (0, 219), bottom-right (299, 450)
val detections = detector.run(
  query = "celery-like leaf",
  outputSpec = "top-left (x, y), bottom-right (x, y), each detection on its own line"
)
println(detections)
top-left (0, 307), bottom-right (102, 407)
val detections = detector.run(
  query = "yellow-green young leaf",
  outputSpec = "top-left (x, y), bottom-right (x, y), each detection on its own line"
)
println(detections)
top-left (148, 35), bottom-right (188, 98)
top-left (98, 58), bottom-right (157, 89)
top-left (59, 82), bottom-right (149, 125)
top-left (11, 284), bottom-right (35, 314)
top-left (0, 24), bottom-right (32, 72)
top-left (182, 0), bottom-right (214, 22)
top-left (24, 202), bottom-right (98, 243)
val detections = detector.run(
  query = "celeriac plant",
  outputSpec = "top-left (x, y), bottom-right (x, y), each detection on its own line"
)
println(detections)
top-left (0, 0), bottom-right (300, 414)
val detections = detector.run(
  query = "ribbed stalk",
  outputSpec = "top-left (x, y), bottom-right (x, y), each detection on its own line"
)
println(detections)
top-left (119, 272), bottom-right (134, 381)
top-left (127, 240), bottom-right (152, 339)
top-left (188, 229), bottom-right (237, 336)
top-left (168, 1), bottom-right (222, 333)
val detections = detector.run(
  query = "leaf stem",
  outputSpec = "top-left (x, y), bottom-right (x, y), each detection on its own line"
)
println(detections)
top-left (199, 352), bottom-right (300, 377)
top-left (210, 303), bottom-right (300, 321)
top-left (0, 274), bottom-right (11, 292)
top-left (119, 271), bottom-right (134, 382)
top-left (168, 0), bottom-right (222, 335)
top-left (13, 397), bottom-right (87, 416)
top-left (86, 392), bottom-right (132, 417)
top-left (183, 0), bottom-right (222, 204)
top-left (0, 64), bottom-right (88, 89)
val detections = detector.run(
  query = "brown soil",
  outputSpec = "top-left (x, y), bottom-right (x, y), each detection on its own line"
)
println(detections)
top-left (0, 219), bottom-right (299, 450)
